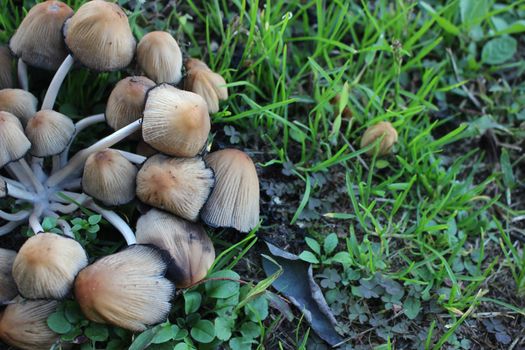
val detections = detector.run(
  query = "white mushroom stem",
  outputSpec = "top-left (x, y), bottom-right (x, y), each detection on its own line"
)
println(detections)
top-left (59, 113), bottom-right (106, 167)
top-left (28, 203), bottom-right (45, 234)
top-left (46, 119), bottom-right (142, 187)
top-left (62, 178), bottom-right (82, 191)
top-left (85, 200), bottom-right (136, 245)
top-left (51, 155), bottom-right (61, 174)
top-left (50, 192), bottom-right (88, 214)
top-left (1, 176), bottom-right (25, 190)
top-left (44, 210), bottom-right (73, 237)
top-left (31, 157), bottom-right (47, 182)
top-left (42, 54), bottom-right (75, 110)
top-left (5, 183), bottom-right (34, 201)
top-left (0, 209), bottom-right (30, 221)
top-left (0, 220), bottom-right (24, 236)
top-left (17, 158), bottom-right (45, 194)
top-left (6, 163), bottom-right (33, 189)
top-left (17, 59), bottom-right (28, 91)
top-left (117, 150), bottom-right (146, 164)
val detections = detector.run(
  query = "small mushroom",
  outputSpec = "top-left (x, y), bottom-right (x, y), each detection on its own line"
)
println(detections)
top-left (360, 121), bottom-right (398, 156)
top-left (136, 154), bottom-right (215, 222)
top-left (0, 111), bottom-right (31, 168)
top-left (201, 149), bottom-right (260, 233)
top-left (74, 244), bottom-right (174, 332)
top-left (82, 149), bottom-right (138, 206)
top-left (0, 296), bottom-right (59, 350)
top-left (105, 76), bottom-right (155, 138)
top-left (142, 84), bottom-right (210, 157)
top-left (184, 58), bottom-right (228, 113)
top-left (0, 89), bottom-right (38, 125)
top-left (136, 209), bottom-right (215, 288)
top-left (0, 248), bottom-right (17, 303)
top-left (9, 0), bottom-right (73, 71)
top-left (12, 232), bottom-right (88, 299)
top-left (0, 46), bottom-right (13, 89)
top-left (25, 110), bottom-right (75, 157)
top-left (137, 31), bottom-right (183, 84)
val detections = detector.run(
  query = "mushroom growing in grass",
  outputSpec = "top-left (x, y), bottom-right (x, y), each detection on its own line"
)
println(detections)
top-left (82, 149), bottom-right (138, 206)
top-left (201, 149), bottom-right (260, 233)
top-left (42, 0), bottom-right (136, 110)
top-left (0, 248), bottom-right (17, 303)
top-left (8, 0), bottom-right (73, 90)
top-left (105, 76), bottom-right (155, 138)
top-left (12, 232), bottom-right (88, 299)
top-left (0, 46), bottom-right (13, 89)
top-left (137, 31), bottom-right (183, 84)
top-left (0, 89), bottom-right (38, 125)
top-left (184, 58), bottom-right (228, 113)
top-left (25, 110), bottom-right (75, 157)
top-left (136, 154), bottom-right (215, 222)
top-left (143, 84), bottom-right (210, 157)
top-left (0, 296), bottom-right (59, 350)
top-left (74, 244), bottom-right (175, 332)
top-left (360, 121), bottom-right (398, 156)
top-left (136, 209), bottom-right (215, 288)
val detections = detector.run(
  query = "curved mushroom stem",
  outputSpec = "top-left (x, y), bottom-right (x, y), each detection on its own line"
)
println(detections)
top-left (5, 183), bottom-right (34, 201)
top-left (44, 210), bottom-right (73, 237)
top-left (28, 203), bottom-right (45, 234)
top-left (85, 200), bottom-right (136, 245)
top-left (0, 209), bottom-right (30, 221)
top-left (18, 159), bottom-right (45, 194)
top-left (46, 119), bottom-right (142, 187)
top-left (0, 220), bottom-right (24, 236)
top-left (6, 163), bottom-right (33, 189)
top-left (62, 178), bottom-right (82, 191)
top-left (51, 155), bottom-right (61, 174)
top-left (117, 150), bottom-right (146, 164)
top-left (31, 157), bottom-right (47, 183)
top-left (41, 54), bottom-right (74, 110)
top-left (17, 59), bottom-right (28, 91)
top-left (50, 192), bottom-right (88, 214)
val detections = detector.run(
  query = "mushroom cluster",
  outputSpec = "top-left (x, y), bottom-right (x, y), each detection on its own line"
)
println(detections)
top-left (0, 1), bottom-right (260, 348)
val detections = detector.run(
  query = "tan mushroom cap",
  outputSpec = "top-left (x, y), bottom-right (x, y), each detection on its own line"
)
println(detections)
top-left (64, 0), bottom-right (136, 71)
top-left (74, 245), bottom-right (174, 332)
top-left (0, 296), bottom-right (59, 350)
top-left (0, 111), bottom-right (31, 168)
top-left (9, 0), bottom-right (73, 70)
top-left (136, 209), bottom-right (215, 288)
top-left (201, 149), bottom-right (260, 233)
top-left (185, 58), bottom-right (228, 114)
top-left (136, 154), bottom-right (215, 222)
top-left (0, 248), bottom-right (17, 303)
top-left (82, 149), bottom-right (137, 206)
top-left (137, 31), bottom-right (183, 84)
top-left (0, 46), bottom-right (13, 89)
top-left (0, 89), bottom-right (38, 125)
top-left (25, 110), bottom-right (75, 157)
top-left (105, 76), bottom-right (155, 137)
top-left (12, 233), bottom-right (88, 299)
top-left (142, 84), bottom-right (210, 157)
top-left (360, 121), bottom-right (398, 156)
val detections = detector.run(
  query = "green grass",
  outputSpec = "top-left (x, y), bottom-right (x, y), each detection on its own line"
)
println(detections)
top-left (1, 0), bottom-right (525, 349)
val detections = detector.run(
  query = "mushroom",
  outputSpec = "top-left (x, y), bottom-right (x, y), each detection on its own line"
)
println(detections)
top-left (0, 248), bottom-right (17, 303)
top-left (82, 149), bottom-right (138, 206)
top-left (142, 83), bottom-right (210, 157)
top-left (136, 209), bottom-right (215, 288)
top-left (0, 46), bottom-right (13, 89)
top-left (0, 111), bottom-right (31, 168)
top-left (42, 0), bottom-right (136, 110)
top-left (360, 121), bottom-right (398, 156)
top-left (137, 31), bottom-right (183, 84)
top-left (25, 110), bottom-right (75, 157)
top-left (0, 296), bottom-right (59, 350)
top-left (74, 244), bottom-right (174, 332)
top-left (201, 149), bottom-right (260, 233)
top-left (136, 154), bottom-right (215, 222)
top-left (184, 58), bottom-right (228, 113)
top-left (8, 0), bottom-right (73, 90)
top-left (0, 89), bottom-right (38, 125)
top-left (105, 76), bottom-right (155, 138)
top-left (12, 232), bottom-right (88, 299)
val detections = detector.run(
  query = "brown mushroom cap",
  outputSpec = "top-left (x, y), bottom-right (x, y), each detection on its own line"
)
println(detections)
top-left (12, 233), bottom-right (88, 299)
top-left (136, 209), bottom-right (215, 288)
top-left (63, 0), bottom-right (136, 71)
top-left (136, 154), bottom-right (215, 222)
top-left (0, 111), bottom-right (31, 168)
top-left (201, 149), bottom-right (260, 233)
top-left (105, 76), bottom-right (155, 136)
top-left (142, 84), bottom-right (210, 157)
top-left (0, 248), bottom-right (17, 303)
top-left (25, 110), bottom-right (75, 157)
top-left (137, 31), bottom-right (183, 84)
top-left (360, 121), bottom-right (398, 156)
top-left (0, 89), bottom-right (38, 125)
top-left (0, 46), bottom-right (13, 89)
top-left (0, 296), bottom-right (59, 350)
top-left (9, 0), bottom-right (73, 70)
top-left (82, 149), bottom-right (138, 206)
top-left (74, 245), bottom-right (174, 332)
top-left (185, 58), bottom-right (228, 114)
